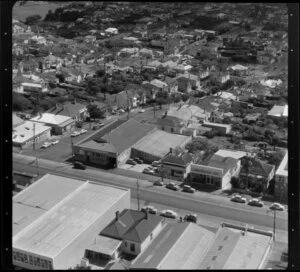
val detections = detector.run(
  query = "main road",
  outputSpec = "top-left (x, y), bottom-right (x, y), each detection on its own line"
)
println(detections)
top-left (13, 153), bottom-right (288, 234)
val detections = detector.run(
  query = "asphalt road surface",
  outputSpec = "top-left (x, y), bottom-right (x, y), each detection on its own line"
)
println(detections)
top-left (13, 155), bottom-right (288, 233)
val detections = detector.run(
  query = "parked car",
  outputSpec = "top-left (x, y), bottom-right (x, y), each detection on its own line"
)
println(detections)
top-left (141, 205), bottom-right (158, 215)
top-left (160, 210), bottom-right (177, 219)
top-left (73, 161), bottom-right (86, 170)
top-left (118, 109), bottom-right (125, 113)
top-left (126, 159), bottom-right (137, 165)
top-left (152, 161), bottom-right (161, 167)
top-left (143, 168), bottom-right (155, 175)
top-left (79, 129), bottom-right (88, 135)
top-left (134, 158), bottom-right (144, 164)
top-left (231, 194), bottom-right (247, 203)
top-left (153, 180), bottom-right (163, 186)
top-left (248, 198), bottom-right (264, 207)
top-left (139, 109), bottom-right (145, 113)
top-left (166, 182), bottom-right (179, 191)
top-left (51, 139), bottom-right (59, 145)
top-left (182, 185), bottom-right (196, 193)
top-left (41, 142), bottom-right (52, 148)
top-left (184, 214), bottom-right (198, 223)
top-left (269, 203), bottom-right (285, 211)
top-left (71, 131), bottom-right (81, 137)
top-left (41, 141), bottom-right (52, 148)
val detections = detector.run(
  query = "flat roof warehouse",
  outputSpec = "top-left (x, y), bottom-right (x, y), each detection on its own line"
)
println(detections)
top-left (13, 174), bottom-right (130, 269)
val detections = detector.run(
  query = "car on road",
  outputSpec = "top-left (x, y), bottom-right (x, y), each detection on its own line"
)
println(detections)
top-left (138, 109), bottom-right (145, 113)
top-left (51, 139), bottom-right (59, 145)
top-left (73, 161), bottom-right (86, 170)
top-left (184, 214), bottom-right (198, 223)
top-left (134, 157), bottom-right (144, 164)
top-left (126, 159), bottom-right (137, 165)
top-left (153, 180), bottom-right (163, 186)
top-left (248, 198), bottom-right (264, 207)
top-left (141, 205), bottom-right (158, 215)
top-left (79, 129), bottom-right (88, 135)
top-left (143, 167), bottom-right (155, 175)
top-left (152, 161), bottom-right (161, 167)
top-left (182, 185), bottom-right (196, 193)
top-left (269, 203), bottom-right (285, 211)
top-left (160, 210), bottom-right (177, 219)
top-left (71, 131), bottom-right (81, 137)
top-left (166, 182), bottom-right (179, 191)
top-left (41, 142), bottom-right (52, 148)
top-left (231, 194), bottom-right (247, 203)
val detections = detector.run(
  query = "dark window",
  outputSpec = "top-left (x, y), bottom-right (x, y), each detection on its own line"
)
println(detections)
top-left (130, 243), bottom-right (135, 252)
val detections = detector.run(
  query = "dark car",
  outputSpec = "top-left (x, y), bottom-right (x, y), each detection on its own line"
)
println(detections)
top-left (126, 159), bottom-right (137, 165)
top-left (184, 214), bottom-right (197, 223)
top-left (134, 158), bottom-right (144, 164)
top-left (73, 161), bottom-right (86, 170)
top-left (166, 182), bottom-right (179, 191)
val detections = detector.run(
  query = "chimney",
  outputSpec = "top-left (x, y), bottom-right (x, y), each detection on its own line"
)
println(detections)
top-left (169, 148), bottom-right (173, 154)
top-left (115, 211), bottom-right (120, 221)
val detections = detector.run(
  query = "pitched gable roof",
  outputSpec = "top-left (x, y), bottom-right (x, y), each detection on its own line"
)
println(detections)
top-left (200, 154), bottom-right (239, 174)
top-left (163, 152), bottom-right (193, 166)
top-left (240, 159), bottom-right (274, 177)
top-left (100, 209), bottom-right (162, 243)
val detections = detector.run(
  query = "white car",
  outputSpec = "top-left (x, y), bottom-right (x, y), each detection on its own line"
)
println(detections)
top-left (248, 198), bottom-right (264, 207)
top-left (51, 139), bottom-right (59, 145)
top-left (139, 109), bottom-right (145, 113)
top-left (269, 203), bottom-right (285, 211)
top-left (41, 142), bottom-right (52, 148)
top-left (160, 210), bottom-right (177, 219)
top-left (79, 129), bottom-right (88, 135)
top-left (231, 194), bottom-right (247, 203)
top-left (143, 167), bottom-right (155, 175)
top-left (71, 131), bottom-right (81, 137)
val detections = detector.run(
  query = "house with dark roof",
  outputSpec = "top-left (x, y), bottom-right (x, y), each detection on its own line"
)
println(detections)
top-left (190, 154), bottom-right (241, 190)
top-left (47, 100), bottom-right (88, 121)
top-left (239, 158), bottom-right (275, 192)
top-left (156, 115), bottom-right (186, 134)
top-left (162, 150), bottom-right (194, 180)
top-left (100, 209), bottom-right (165, 256)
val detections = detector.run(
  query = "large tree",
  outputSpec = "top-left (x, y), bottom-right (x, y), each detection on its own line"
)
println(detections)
top-left (87, 104), bottom-right (105, 120)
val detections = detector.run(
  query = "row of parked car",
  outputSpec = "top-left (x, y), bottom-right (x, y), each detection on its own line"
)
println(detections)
top-left (152, 180), bottom-right (196, 194)
top-left (230, 194), bottom-right (285, 211)
top-left (41, 139), bottom-right (59, 148)
top-left (141, 205), bottom-right (197, 223)
top-left (71, 129), bottom-right (88, 137)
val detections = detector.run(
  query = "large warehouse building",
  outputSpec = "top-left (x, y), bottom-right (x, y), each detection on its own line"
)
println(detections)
top-left (13, 174), bottom-right (130, 270)
top-left (131, 130), bottom-right (192, 163)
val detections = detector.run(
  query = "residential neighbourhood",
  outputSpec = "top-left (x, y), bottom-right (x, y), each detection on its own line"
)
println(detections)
top-left (11, 1), bottom-right (290, 271)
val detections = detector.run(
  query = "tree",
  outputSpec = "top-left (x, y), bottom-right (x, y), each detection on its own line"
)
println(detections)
top-left (87, 104), bottom-right (105, 120)
top-left (241, 157), bottom-right (253, 191)
top-left (181, 93), bottom-right (189, 102)
top-left (155, 90), bottom-right (170, 108)
top-left (56, 73), bottom-right (65, 83)
top-left (96, 69), bottom-right (105, 77)
top-left (268, 150), bottom-right (285, 167)
top-left (25, 14), bottom-right (41, 25)
top-left (13, 93), bottom-right (32, 111)
top-left (185, 137), bottom-right (218, 156)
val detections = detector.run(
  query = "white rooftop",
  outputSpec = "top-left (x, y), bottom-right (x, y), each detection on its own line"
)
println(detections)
top-left (276, 150), bottom-right (288, 177)
top-left (30, 113), bottom-right (73, 126)
top-left (13, 174), bottom-right (129, 259)
top-left (268, 105), bottom-right (288, 117)
top-left (215, 149), bottom-right (249, 160)
top-left (12, 121), bottom-right (51, 144)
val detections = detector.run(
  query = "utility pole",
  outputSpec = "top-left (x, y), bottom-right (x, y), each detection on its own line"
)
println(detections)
top-left (71, 136), bottom-right (74, 164)
top-left (32, 123), bottom-right (39, 176)
top-left (137, 179), bottom-right (140, 211)
top-left (267, 209), bottom-right (277, 242)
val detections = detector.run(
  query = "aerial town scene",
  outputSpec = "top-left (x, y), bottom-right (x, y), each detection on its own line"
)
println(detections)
top-left (12, 1), bottom-right (288, 270)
